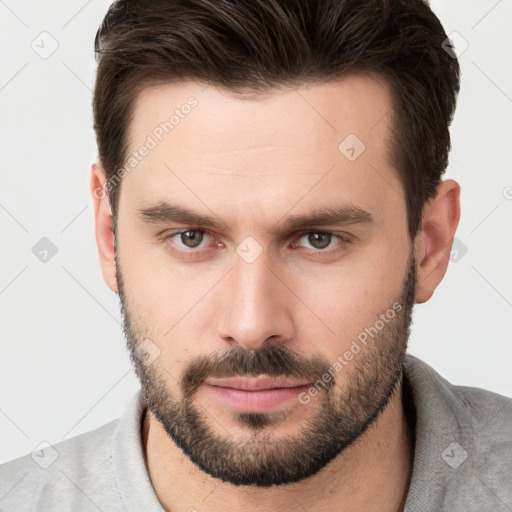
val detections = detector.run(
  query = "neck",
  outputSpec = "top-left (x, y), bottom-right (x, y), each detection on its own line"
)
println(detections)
top-left (143, 381), bottom-right (414, 512)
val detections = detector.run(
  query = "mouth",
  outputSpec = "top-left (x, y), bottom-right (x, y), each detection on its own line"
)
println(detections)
top-left (204, 376), bottom-right (311, 412)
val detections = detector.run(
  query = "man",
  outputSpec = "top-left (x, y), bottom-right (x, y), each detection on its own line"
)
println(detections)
top-left (1, 0), bottom-right (510, 510)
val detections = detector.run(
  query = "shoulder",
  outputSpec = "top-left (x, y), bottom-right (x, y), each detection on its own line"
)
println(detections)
top-left (403, 354), bottom-right (512, 511)
top-left (0, 419), bottom-right (123, 512)
top-left (445, 376), bottom-right (512, 472)
top-left (405, 353), bottom-right (512, 439)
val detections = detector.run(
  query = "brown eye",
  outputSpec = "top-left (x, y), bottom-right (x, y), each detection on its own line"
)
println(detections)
top-left (179, 230), bottom-right (205, 248)
top-left (292, 231), bottom-right (353, 257)
top-left (165, 230), bottom-right (211, 250)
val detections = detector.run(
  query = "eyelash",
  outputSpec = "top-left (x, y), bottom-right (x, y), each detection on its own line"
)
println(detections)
top-left (160, 228), bottom-right (353, 259)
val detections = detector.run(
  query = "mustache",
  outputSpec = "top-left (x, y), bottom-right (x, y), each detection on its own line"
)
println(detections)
top-left (181, 344), bottom-right (334, 400)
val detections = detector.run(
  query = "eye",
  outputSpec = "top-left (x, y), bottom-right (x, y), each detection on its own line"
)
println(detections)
top-left (166, 229), bottom-right (214, 250)
top-left (160, 229), bottom-right (352, 259)
top-left (293, 231), bottom-right (352, 253)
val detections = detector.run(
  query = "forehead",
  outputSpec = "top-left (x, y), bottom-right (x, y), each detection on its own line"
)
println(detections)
top-left (120, 74), bottom-right (404, 231)
top-left (129, 73), bottom-right (394, 156)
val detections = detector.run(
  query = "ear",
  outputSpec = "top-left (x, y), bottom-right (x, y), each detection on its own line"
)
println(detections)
top-left (90, 162), bottom-right (118, 293)
top-left (413, 179), bottom-right (461, 304)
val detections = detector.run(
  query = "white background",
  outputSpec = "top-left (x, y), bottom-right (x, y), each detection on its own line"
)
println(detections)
top-left (0, 0), bottom-right (511, 464)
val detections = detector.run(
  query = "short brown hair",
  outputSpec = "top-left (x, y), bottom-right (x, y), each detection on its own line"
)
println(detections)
top-left (93, 0), bottom-right (460, 239)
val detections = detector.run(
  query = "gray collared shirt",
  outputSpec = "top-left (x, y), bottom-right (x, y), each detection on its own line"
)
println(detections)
top-left (1, 354), bottom-right (511, 511)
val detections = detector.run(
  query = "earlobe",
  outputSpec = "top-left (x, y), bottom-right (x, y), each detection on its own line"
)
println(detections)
top-left (413, 179), bottom-right (461, 304)
top-left (90, 162), bottom-right (119, 294)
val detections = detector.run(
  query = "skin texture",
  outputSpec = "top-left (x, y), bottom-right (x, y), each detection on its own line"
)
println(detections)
top-left (91, 74), bottom-right (460, 511)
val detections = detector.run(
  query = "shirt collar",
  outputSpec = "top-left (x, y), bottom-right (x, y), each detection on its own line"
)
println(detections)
top-left (112, 388), bottom-right (165, 511)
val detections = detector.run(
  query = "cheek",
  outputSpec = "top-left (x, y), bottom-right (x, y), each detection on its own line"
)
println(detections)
top-left (293, 243), bottom-right (408, 358)
top-left (118, 234), bottom-right (199, 327)
top-left (119, 256), bottom-right (218, 375)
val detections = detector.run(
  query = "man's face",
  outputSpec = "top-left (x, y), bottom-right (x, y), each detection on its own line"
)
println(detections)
top-left (114, 75), bottom-right (416, 486)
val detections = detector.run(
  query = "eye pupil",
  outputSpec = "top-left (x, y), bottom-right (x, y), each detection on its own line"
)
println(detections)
top-left (181, 230), bottom-right (203, 248)
top-left (308, 233), bottom-right (331, 249)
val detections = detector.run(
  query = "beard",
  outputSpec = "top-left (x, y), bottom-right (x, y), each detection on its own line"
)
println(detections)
top-left (115, 245), bottom-right (416, 488)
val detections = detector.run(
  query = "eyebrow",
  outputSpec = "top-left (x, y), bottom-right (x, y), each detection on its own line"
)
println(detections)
top-left (137, 201), bottom-right (375, 234)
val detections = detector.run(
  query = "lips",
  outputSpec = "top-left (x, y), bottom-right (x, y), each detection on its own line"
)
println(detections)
top-left (205, 376), bottom-right (310, 391)
top-left (204, 377), bottom-right (312, 412)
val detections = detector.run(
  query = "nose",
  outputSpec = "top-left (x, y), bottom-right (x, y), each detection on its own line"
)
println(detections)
top-left (216, 248), bottom-right (295, 351)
